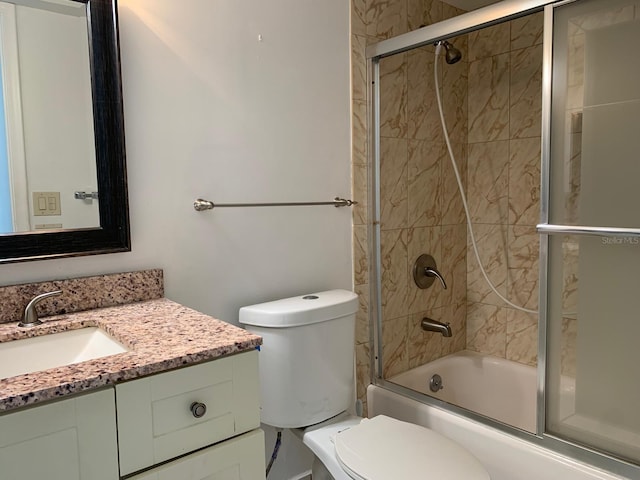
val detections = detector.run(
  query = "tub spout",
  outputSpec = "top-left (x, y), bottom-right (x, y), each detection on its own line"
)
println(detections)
top-left (421, 318), bottom-right (452, 337)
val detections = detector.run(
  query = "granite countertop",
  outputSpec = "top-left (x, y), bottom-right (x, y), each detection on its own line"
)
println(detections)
top-left (0, 298), bottom-right (262, 412)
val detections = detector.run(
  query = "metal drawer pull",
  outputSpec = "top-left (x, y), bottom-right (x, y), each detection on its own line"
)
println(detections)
top-left (190, 402), bottom-right (207, 418)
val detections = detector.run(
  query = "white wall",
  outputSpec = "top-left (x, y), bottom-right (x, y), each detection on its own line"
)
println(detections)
top-left (0, 1), bottom-right (352, 477)
top-left (16, 5), bottom-right (98, 230)
top-left (1, 0), bottom-right (352, 325)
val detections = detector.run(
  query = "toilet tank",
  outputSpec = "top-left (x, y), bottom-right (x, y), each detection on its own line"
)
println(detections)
top-left (239, 290), bottom-right (358, 429)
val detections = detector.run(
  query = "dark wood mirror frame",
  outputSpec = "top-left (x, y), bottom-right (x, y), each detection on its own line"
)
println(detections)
top-left (0, 0), bottom-right (130, 264)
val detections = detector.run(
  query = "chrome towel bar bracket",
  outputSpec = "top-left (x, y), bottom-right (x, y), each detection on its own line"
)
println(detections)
top-left (74, 191), bottom-right (99, 200)
top-left (193, 197), bottom-right (357, 212)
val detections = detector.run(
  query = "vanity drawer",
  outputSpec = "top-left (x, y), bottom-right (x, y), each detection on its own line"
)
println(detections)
top-left (116, 350), bottom-right (260, 476)
top-left (129, 429), bottom-right (265, 480)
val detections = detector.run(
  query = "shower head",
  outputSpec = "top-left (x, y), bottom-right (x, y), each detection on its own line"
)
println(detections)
top-left (439, 40), bottom-right (462, 65)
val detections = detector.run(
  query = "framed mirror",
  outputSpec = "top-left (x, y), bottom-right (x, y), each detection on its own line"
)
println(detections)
top-left (0, 0), bottom-right (129, 263)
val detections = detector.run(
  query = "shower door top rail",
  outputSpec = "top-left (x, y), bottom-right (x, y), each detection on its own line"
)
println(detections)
top-left (366, 0), bottom-right (562, 59)
top-left (536, 224), bottom-right (640, 237)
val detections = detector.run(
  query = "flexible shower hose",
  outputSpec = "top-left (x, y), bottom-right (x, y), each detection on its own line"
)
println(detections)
top-left (434, 42), bottom-right (537, 315)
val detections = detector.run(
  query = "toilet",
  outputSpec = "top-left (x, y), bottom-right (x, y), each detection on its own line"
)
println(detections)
top-left (240, 290), bottom-right (489, 480)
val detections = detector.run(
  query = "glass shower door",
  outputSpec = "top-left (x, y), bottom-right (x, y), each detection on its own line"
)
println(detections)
top-left (543, 0), bottom-right (640, 464)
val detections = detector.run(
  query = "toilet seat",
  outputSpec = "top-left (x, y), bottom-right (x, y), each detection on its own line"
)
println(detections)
top-left (303, 414), bottom-right (489, 480)
top-left (334, 415), bottom-right (490, 480)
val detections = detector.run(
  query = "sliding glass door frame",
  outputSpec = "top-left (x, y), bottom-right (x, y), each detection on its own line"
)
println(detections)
top-left (367, 0), bottom-right (640, 477)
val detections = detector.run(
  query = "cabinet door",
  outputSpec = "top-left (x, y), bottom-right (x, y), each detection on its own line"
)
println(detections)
top-left (130, 429), bottom-right (265, 480)
top-left (0, 388), bottom-right (118, 480)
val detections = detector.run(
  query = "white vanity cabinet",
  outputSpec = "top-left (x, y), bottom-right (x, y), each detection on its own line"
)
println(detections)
top-left (0, 350), bottom-right (264, 480)
top-left (129, 429), bottom-right (265, 480)
top-left (0, 388), bottom-right (119, 480)
top-left (116, 350), bottom-right (264, 478)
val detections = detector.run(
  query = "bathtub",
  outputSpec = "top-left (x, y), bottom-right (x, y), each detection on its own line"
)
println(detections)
top-left (388, 350), bottom-right (537, 431)
top-left (370, 351), bottom-right (626, 480)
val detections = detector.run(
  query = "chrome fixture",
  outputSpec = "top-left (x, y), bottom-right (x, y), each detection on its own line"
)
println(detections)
top-left (74, 191), bottom-right (99, 200)
top-left (536, 223), bottom-right (640, 238)
top-left (437, 40), bottom-right (462, 64)
top-left (194, 197), bottom-right (357, 212)
top-left (19, 291), bottom-right (63, 327)
top-left (429, 374), bottom-right (444, 392)
top-left (413, 254), bottom-right (447, 290)
top-left (421, 318), bottom-right (452, 337)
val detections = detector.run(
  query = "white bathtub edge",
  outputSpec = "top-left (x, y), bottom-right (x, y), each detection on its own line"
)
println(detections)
top-left (367, 384), bottom-right (629, 480)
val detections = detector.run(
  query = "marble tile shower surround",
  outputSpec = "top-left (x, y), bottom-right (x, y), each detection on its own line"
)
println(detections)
top-left (0, 270), bottom-right (164, 324)
top-left (373, 2), bottom-right (471, 381)
top-left (350, 0), bottom-right (470, 414)
top-left (353, 7), bottom-right (547, 401)
top-left (377, 12), bottom-right (547, 375)
top-left (349, 0), bottom-right (638, 423)
top-left (452, 14), bottom-right (543, 372)
top-left (464, 12), bottom-right (544, 369)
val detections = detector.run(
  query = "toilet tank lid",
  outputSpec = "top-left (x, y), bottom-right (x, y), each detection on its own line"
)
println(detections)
top-left (239, 289), bottom-right (358, 328)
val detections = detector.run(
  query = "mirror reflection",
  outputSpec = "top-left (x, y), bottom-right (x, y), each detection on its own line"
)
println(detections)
top-left (0, 0), bottom-right (98, 234)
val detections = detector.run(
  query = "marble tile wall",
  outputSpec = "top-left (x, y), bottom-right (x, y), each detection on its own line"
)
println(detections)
top-left (351, 0), bottom-right (468, 415)
top-left (465, 12), bottom-right (543, 367)
top-left (352, 5), bottom-right (547, 415)
top-left (379, 14), bottom-right (469, 378)
top-left (353, 2), bottom-right (640, 424)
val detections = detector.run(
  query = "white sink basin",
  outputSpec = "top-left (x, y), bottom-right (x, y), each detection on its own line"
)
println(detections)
top-left (0, 327), bottom-right (129, 380)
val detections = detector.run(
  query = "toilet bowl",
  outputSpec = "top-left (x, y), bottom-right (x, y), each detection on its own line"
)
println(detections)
top-left (239, 290), bottom-right (490, 479)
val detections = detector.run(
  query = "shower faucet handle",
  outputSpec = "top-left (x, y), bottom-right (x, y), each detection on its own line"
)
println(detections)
top-left (413, 254), bottom-right (447, 290)
top-left (424, 267), bottom-right (447, 290)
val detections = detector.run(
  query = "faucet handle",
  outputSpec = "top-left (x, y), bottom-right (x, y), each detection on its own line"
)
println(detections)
top-left (19, 290), bottom-right (63, 328)
top-left (413, 254), bottom-right (448, 290)
top-left (424, 267), bottom-right (447, 290)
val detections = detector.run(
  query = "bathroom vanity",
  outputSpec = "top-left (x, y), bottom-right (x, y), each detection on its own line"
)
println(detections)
top-left (0, 296), bottom-right (265, 479)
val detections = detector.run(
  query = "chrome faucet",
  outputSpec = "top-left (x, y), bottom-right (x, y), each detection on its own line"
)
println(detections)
top-left (421, 318), bottom-right (452, 337)
top-left (19, 291), bottom-right (63, 327)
